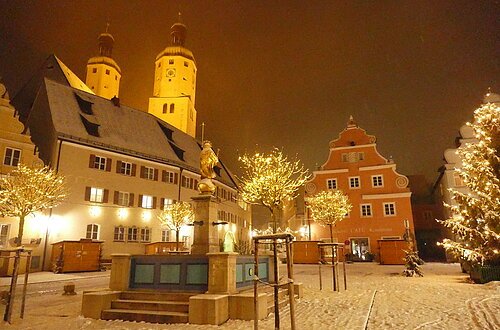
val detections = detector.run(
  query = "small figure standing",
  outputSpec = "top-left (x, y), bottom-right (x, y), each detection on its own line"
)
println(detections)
top-left (198, 140), bottom-right (218, 194)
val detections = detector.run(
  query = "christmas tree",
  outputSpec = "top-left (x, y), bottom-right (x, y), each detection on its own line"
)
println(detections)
top-left (402, 243), bottom-right (424, 277)
top-left (439, 99), bottom-right (500, 266)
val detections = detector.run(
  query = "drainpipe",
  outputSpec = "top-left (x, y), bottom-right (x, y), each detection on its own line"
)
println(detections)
top-left (41, 139), bottom-right (63, 271)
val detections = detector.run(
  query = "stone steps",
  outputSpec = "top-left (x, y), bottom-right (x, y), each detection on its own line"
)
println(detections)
top-left (100, 291), bottom-right (195, 324)
top-left (101, 308), bottom-right (188, 324)
top-left (111, 299), bottom-right (189, 313)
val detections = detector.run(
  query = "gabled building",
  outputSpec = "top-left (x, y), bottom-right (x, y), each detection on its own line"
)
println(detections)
top-left (305, 117), bottom-right (415, 261)
top-left (2, 19), bottom-right (251, 272)
top-left (0, 83), bottom-right (45, 265)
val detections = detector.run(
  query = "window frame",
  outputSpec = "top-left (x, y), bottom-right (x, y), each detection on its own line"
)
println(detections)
top-left (114, 226), bottom-right (125, 242)
top-left (360, 203), bottom-right (372, 217)
top-left (127, 226), bottom-right (139, 242)
top-left (0, 224), bottom-right (10, 247)
top-left (141, 195), bottom-right (154, 209)
top-left (118, 192), bottom-right (130, 206)
top-left (86, 223), bottom-right (99, 240)
top-left (349, 176), bottom-right (361, 189)
top-left (140, 227), bottom-right (151, 242)
top-left (90, 187), bottom-right (104, 203)
top-left (3, 147), bottom-right (21, 167)
top-left (371, 175), bottom-right (384, 188)
top-left (326, 178), bottom-right (337, 190)
top-left (161, 229), bottom-right (171, 242)
top-left (93, 156), bottom-right (107, 170)
top-left (120, 161), bottom-right (132, 176)
top-left (145, 166), bottom-right (155, 180)
top-left (383, 202), bottom-right (396, 216)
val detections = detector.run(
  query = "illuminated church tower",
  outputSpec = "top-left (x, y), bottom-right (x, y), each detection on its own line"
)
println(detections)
top-left (85, 25), bottom-right (121, 99)
top-left (148, 14), bottom-right (197, 137)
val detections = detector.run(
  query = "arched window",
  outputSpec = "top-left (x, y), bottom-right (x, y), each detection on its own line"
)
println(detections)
top-left (170, 104), bottom-right (175, 113)
top-left (162, 103), bottom-right (168, 114)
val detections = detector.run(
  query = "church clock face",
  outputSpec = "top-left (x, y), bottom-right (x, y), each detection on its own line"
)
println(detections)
top-left (166, 68), bottom-right (176, 78)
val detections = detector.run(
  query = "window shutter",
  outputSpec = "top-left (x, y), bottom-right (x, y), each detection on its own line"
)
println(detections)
top-left (160, 198), bottom-right (165, 209)
top-left (113, 191), bottom-right (119, 204)
top-left (174, 173), bottom-right (178, 184)
top-left (106, 158), bottom-right (112, 172)
top-left (116, 160), bottom-right (122, 173)
top-left (140, 166), bottom-right (145, 178)
top-left (129, 193), bottom-right (134, 207)
top-left (103, 189), bottom-right (109, 203)
top-left (152, 197), bottom-right (157, 209)
top-left (138, 194), bottom-right (143, 207)
top-left (162, 170), bottom-right (167, 182)
top-left (84, 187), bottom-right (91, 201)
top-left (154, 169), bottom-right (159, 181)
top-left (131, 164), bottom-right (137, 176)
top-left (89, 154), bottom-right (95, 168)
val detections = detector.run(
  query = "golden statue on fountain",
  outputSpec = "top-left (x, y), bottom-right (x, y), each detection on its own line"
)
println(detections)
top-left (198, 140), bottom-right (219, 194)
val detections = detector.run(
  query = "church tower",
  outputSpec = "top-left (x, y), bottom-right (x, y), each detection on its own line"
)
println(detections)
top-left (85, 25), bottom-right (121, 99)
top-left (148, 14), bottom-right (197, 137)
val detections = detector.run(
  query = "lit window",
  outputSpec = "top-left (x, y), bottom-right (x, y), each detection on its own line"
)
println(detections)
top-left (118, 192), bottom-right (130, 206)
top-left (141, 195), bottom-right (153, 209)
top-left (0, 224), bottom-right (10, 247)
top-left (140, 228), bottom-right (151, 242)
top-left (349, 176), bottom-right (360, 189)
top-left (114, 226), bottom-right (125, 241)
top-left (384, 202), bottom-right (396, 216)
top-left (342, 152), bottom-right (364, 163)
top-left (86, 224), bottom-right (99, 240)
top-left (120, 162), bottom-right (132, 175)
top-left (327, 178), bottom-right (337, 190)
top-left (163, 198), bottom-right (174, 210)
top-left (128, 226), bottom-right (138, 242)
top-left (360, 204), bottom-right (372, 217)
top-left (93, 156), bottom-right (107, 170)
top-left (90, 187), bottom-right (104, 203)
top-left (372, 175), bottom-right (383, 187)
top-left (3, 148), bottom-right (21, 166)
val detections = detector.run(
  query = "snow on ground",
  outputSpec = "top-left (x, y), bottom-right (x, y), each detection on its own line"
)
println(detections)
top-left (1, 262), bottom-right (498, 329)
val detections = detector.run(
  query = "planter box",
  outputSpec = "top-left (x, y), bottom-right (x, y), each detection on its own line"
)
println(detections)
top-left (470, 265), bottom-right (500, 284)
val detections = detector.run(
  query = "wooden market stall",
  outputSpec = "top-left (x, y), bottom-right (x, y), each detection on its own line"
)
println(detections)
top-left (50, 239), bottom-right (102, 273)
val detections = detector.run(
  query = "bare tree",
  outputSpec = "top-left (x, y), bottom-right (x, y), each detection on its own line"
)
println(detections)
top-left (306, 190), bottom-right (352, 242)
top-left (158, 201), bottom-right (194, 251)
top-left (0, 163), bottom-right (67, 246)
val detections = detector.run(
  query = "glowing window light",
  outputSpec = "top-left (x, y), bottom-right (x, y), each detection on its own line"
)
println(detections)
top-left (142, 210), bottom-right (152, 222)
top-left (117, 208), bottom-right (128, 219)
top-left (89, 206), bottom-right (101, 217)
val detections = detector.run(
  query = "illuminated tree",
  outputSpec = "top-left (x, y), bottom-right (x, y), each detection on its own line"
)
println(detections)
top-left (158, 201), bottom-right (194, 251)
top-left (0, 163), bottom-right (66, 246)
top-left (402, 242), bottom-right (424, 277)
top-left (306, 190), bottom-right (352, 242)
top-left (439, 101), bottom-right (500, 266)
top-left (238, 148), bottom-right (310, 232)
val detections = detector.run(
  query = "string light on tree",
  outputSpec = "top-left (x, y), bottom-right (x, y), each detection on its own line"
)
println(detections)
top-left (158, 201), bottom-right (194, 251)
top-left (438, 100), bottom-right (500, 266)
top-left (306, 190), bottom-right (352, 242)
top-left (238, 148), bottom-right (310, 232)
top-left (0, 163), bottom-right (67, 246)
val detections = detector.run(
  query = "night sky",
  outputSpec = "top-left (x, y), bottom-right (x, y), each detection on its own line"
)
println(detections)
top-left (1, 1), bottom-right (498, 185)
